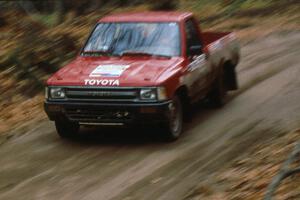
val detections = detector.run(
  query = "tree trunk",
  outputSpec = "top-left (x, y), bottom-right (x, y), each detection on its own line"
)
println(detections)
top-left (55, 0), bottom-right (64, 25)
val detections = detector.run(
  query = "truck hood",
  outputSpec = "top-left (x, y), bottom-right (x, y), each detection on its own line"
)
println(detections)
top-left (47, 56), bottom-right (183, 87)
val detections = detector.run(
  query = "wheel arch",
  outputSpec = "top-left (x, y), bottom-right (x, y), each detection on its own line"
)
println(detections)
top-left (174, 85), bottom-right (189, 103)
top-left (173, 85), bottom-right (191, 119)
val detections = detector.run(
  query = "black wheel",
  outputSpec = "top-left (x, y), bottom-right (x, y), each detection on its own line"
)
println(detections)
top-left (209, 70), bottom-right (227, 108)
top-left (55, 119), bottom-right (79, 138)
top-left (162, 95), bottom-right (183, 141)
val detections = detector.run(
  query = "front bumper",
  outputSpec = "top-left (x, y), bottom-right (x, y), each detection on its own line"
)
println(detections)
top-left (44, 100), bottom-right (172, 124)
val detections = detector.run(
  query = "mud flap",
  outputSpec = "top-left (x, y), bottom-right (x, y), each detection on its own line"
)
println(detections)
top-left (224, 64), bottom-right (238, 90)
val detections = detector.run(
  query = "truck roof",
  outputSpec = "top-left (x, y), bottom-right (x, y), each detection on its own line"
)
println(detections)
top-left (99, 11), bottom-right (193, 23)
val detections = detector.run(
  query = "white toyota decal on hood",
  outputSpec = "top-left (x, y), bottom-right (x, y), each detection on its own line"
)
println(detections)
top-left (89, 65), bottom-right (130, 77)
top-left (84, 79), bottom-right (119, 86)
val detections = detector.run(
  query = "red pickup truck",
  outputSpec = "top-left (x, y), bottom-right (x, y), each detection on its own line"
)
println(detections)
top-left (44, 12), bottom-right (240, 141)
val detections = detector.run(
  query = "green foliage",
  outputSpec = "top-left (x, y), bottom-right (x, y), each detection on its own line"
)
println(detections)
top-left (30, 13), bottom-right (59, 27)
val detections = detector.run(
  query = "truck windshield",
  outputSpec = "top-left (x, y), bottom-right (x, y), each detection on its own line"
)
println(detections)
top-left (83, 22), bottom-right (180, 57)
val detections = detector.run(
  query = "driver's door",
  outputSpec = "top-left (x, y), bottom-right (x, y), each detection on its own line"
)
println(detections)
top-left (184, 19), bottom-right (211, 99)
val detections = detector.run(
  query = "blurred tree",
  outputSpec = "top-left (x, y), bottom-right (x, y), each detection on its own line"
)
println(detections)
top-left (150, 0), bottom-right (178, 10)
top-left (222, 0), bottom-right (244, 15)
top-left (222, 0), bottom-right (233, 6)
top-left (55, 0), bottom-right (64, 25)
top-left (0, 13), bottom-right (6, 27)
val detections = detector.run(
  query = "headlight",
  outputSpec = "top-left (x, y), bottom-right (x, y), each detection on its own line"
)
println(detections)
top-left (140, 87), bottom-right (168, 101)
top-left (140, 88), bottom-right (157, 100)
top-left (49, 87), bottom-right (66, 99)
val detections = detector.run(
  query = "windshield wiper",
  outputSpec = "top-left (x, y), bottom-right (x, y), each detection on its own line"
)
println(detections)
top-left (121, 50), bottom-right (171, 58)
top-left (121, 50), bottom-right (153, 57)
top-left (81, 50), bottom-right (111, 56)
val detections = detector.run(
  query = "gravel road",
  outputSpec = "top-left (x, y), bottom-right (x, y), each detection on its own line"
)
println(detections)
top-left (0, 31), bottom-right (300, 200)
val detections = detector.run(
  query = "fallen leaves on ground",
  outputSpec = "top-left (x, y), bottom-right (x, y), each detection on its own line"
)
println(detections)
top-left (188, 130), bottom-right (300, 200)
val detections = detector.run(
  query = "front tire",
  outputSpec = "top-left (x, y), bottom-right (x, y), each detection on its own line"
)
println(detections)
top-left (55, 120), bottom-right (79, 138)
top-left (162, 95), bottom-right (183, 141)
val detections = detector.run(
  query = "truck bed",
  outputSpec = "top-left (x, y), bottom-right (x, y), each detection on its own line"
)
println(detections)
top-left (202, 32), bottom-right (233, 46)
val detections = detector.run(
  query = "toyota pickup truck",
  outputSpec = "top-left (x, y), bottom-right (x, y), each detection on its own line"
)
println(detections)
top-left (44, 11), bottom-right (240, 141)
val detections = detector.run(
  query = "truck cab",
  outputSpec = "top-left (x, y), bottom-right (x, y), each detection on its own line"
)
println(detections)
top-left (44, 12), bottom-right (240, 141)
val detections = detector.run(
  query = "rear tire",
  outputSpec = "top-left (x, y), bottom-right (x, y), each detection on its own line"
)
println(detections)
top-left (162, 95), bottom-right (183, 141)
top-left (55, 120), bottom-right (79, 138)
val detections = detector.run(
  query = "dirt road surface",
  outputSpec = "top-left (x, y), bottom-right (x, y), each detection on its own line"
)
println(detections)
top-left (0, 31), bottom-right (300, 200)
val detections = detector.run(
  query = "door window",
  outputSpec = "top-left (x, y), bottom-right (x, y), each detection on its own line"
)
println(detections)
top-left (185, 19), bottom-right (202, 56)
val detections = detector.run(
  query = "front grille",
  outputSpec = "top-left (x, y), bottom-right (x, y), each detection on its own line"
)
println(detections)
top-left (65, 87), bottom-right (139, 102)
top-left (65, 107), bottom-right (134, 122)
